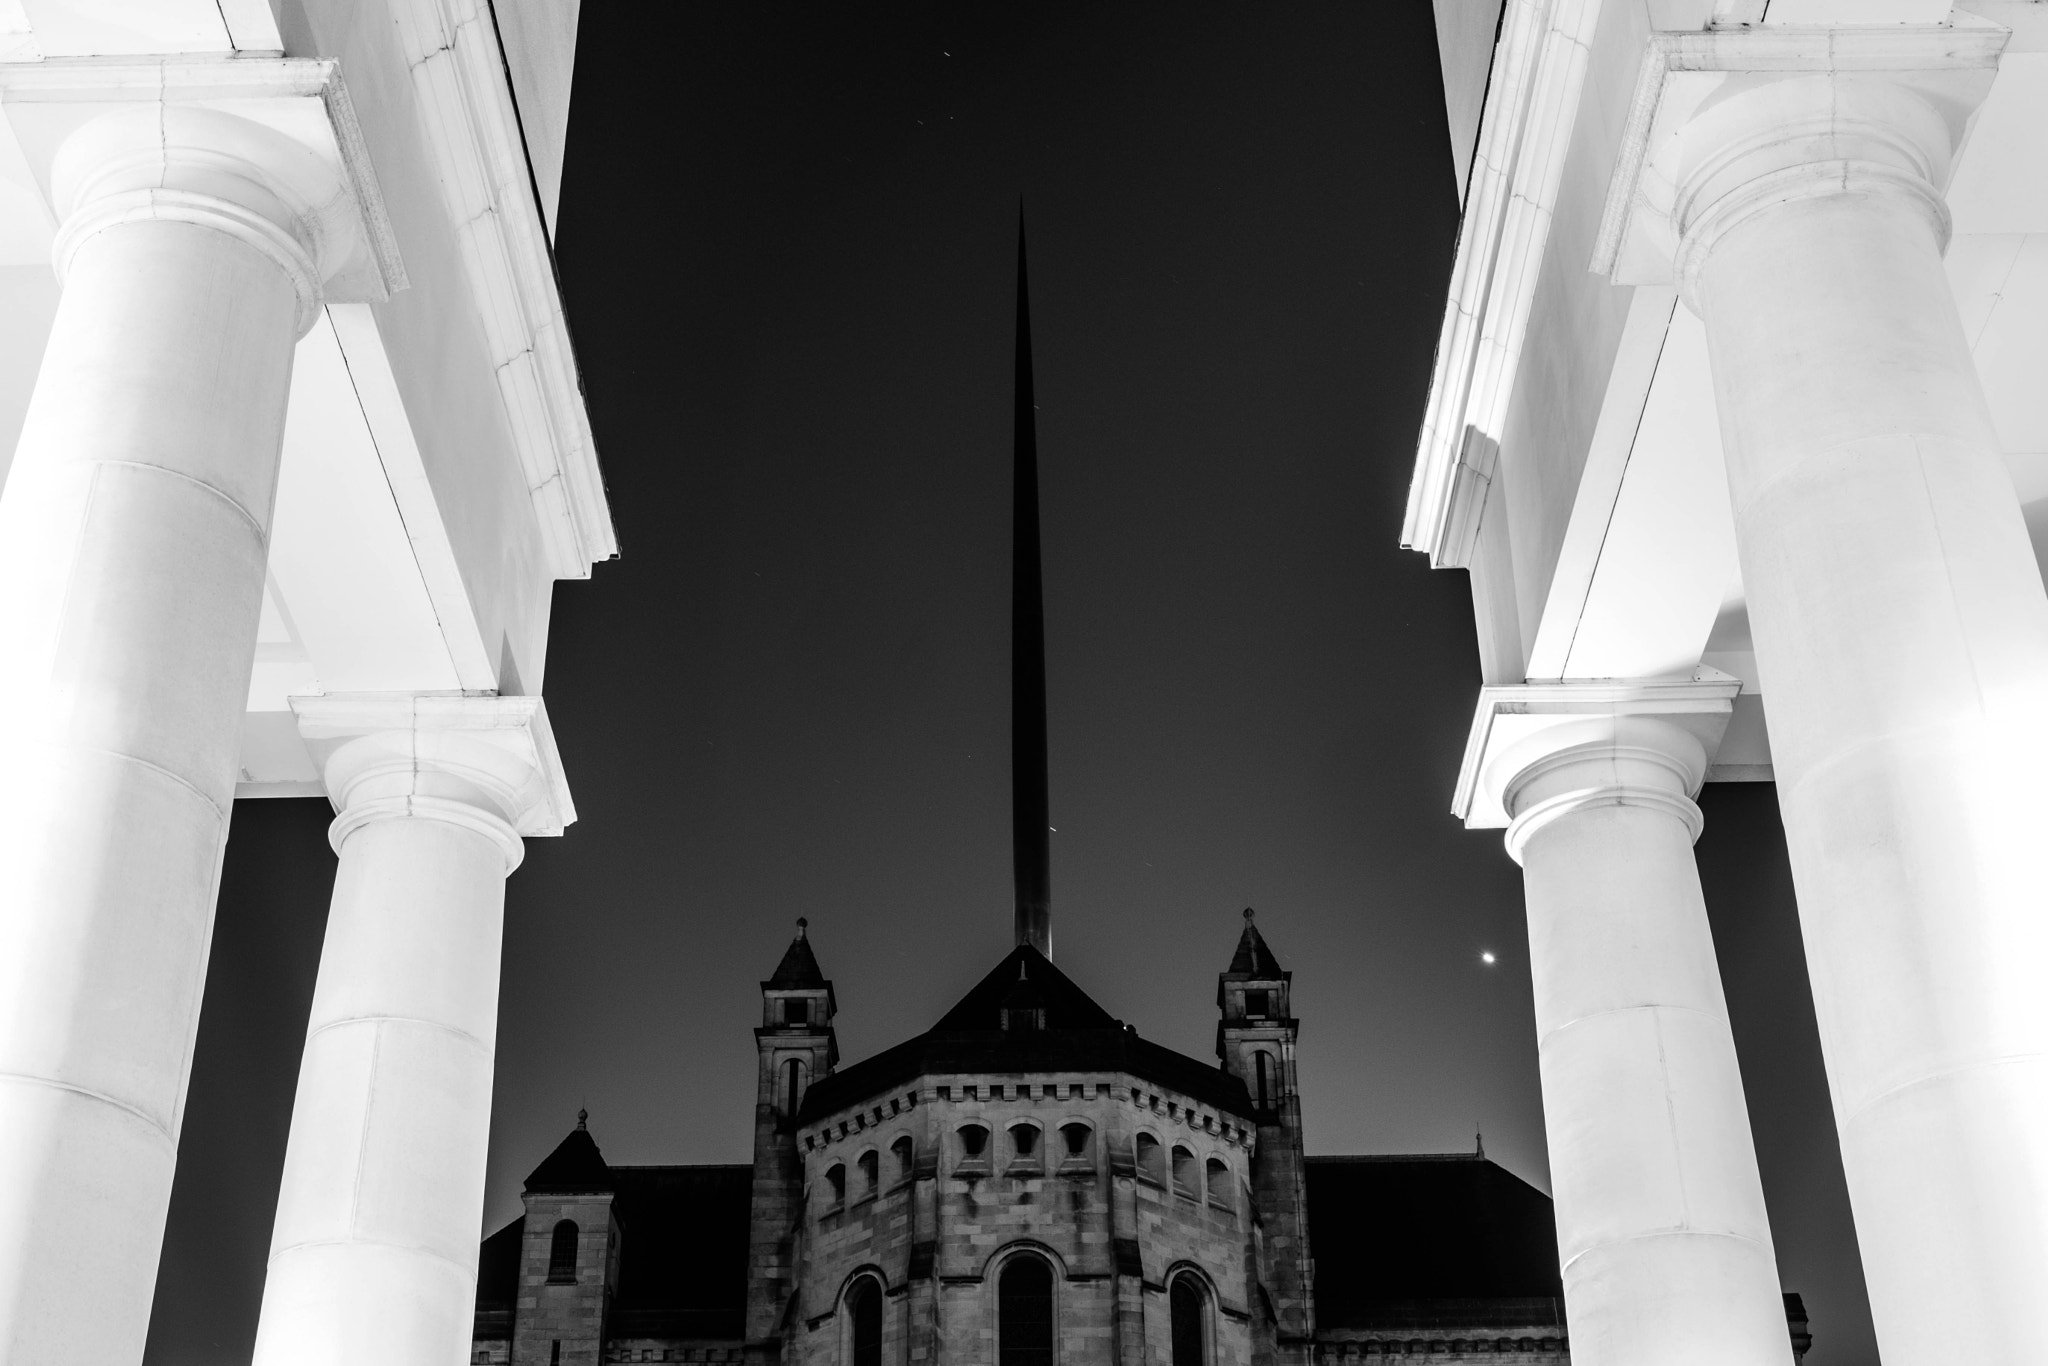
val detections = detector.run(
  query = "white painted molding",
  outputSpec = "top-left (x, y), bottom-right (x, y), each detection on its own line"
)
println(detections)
top-left (325, 301), bottom-right (499, 691)
top-left (1523, 285), bottom-right (1678, 680)
top-left (1452, 670), bottom-right (1742, 827)
top-left (0, 57), bottom-right (407, 303)
top-left (1403, 0), bottom-right (1607, 566)
top-left (387, 0), bottom-right (617, 579)
top-left (291, 691), bottom-right (576, 840)
top-left (1591, 18), bottom-right (2008, 285)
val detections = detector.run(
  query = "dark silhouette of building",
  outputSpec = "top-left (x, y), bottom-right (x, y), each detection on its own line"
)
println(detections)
top-left (470, 914), bottom-right (1809, 1364)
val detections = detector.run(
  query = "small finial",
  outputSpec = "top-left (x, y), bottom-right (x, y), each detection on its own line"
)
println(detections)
top-left (577, 1108), bottom-right (588, 1131)
top-left (1475, 1131), bottom-right (1484, 1158)
top-left (1244, 907), bottom-right (1255, 922)
top-left (795, 917), bottom-right (807, 938)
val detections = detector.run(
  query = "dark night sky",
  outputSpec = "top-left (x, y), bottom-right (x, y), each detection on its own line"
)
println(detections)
top-left (144, 6), bottom-right (1876, 1363)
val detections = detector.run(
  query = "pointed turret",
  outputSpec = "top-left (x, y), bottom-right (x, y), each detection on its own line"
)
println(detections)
top-left (513, 1114), bottom-right (621, 1365)
top-left (749, 921), bottom-right (837, 1364)
top-left (1216, 909), bottom-right (1314, 1358)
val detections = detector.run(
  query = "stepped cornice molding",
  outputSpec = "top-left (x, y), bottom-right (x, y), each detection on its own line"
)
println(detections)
top-left (292, 692), bottom-right (576, 867)
top-left (387, 0), bottom-right (617, 577)
top-left (1592, 17), bottom-right (2008, 288)
top-left (1403, 0), bottom-right (1606, 567)
top-left (1453, 671), bottom-right (1741, 828)
top-left (0, 56), bottom-right (406, 306)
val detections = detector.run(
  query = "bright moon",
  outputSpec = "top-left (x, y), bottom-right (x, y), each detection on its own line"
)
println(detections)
top-left (1480, 951), bottom-right (1497, 965)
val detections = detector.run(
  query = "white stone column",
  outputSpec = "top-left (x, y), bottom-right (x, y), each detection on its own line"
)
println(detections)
top-left (1672, 70), bottom-right (2048, 1363)
top-left (0, 105), bottom-right (356, 1362)
top-left (1487, 713), bottom-right (1791, 1366)
top-left (252, 695), bottom-right (571, 1366)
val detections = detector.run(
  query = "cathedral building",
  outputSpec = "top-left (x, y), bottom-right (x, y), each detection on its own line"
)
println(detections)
top-left (469, 915), bottom-right (1810, 1365)
top-left (467, 221), bottom-right (1819, 1366)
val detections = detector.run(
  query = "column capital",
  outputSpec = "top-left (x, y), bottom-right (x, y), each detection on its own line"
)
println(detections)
top-left (290, 694), bottom-right (576, 872)
top-left (0, 57), bottom-right (406, 331)
top-left (1453, 673), bottom-right (1742, 844)
top-left (1591, 20), bottom-right (2006, 302)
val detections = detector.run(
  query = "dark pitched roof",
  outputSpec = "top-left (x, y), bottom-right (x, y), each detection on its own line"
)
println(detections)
top-left (523, 1116), bottom-right (614, 1194)
top-left (1224, 908), bottom-right (1285, 978)
top-left (476, 1163), bottom-right (753, 1340)
top-left (607, 1165), bottom-right (753, 1338)
top-left (764, 919), bottom-right (829, 991)
top-left (797, 946), bottom-right (1255, 1123)
top-left (1304, 1154), bottom-right (1562, 1328)
top-left (932, 947), bottom-right (1117, 1031)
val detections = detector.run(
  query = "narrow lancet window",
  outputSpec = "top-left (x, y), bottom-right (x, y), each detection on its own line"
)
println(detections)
top-left (848, 1277), bottom-right (882, 1366)
top-left (1171, 1275), bottom-right (1207, 1365)
top-left (546, 1219), bottom-right (578, 1283)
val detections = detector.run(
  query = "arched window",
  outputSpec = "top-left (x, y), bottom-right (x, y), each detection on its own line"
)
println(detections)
top-left (892, 1135), bottom-right (915, 1182)
top-left (1009, 1123), bottom-right (1040, 1164)
top-left (1206, 1158), bottom-right (1232, 1210)
top-left (546, 1219), bottom-right (578, 1283)
top-left (825, 1163), bottom-right (847, 1206)
top-left (1171, 1145), bottom-right (1198, 1199)
top-left (857, 1150), bottom-right (879, 1198)
top-left (847, 1276), bottom-right (882, 1366)
top-left (1254, 1051), bottom-right (1273, 1111)
top-left (1135, 1133), bottom-right (1164, 1185)
top-left (1059, 1123), bottom-right (1091, 1163)
top-left (958, 1124), bottom-right (990, 1163)
top-left (784, 1058), bottom-right (806, 1115)
top-left (998, 1254), bottom-right (1054, 1366)
top-left (1170, 1274), bottom-right (1207, 1366)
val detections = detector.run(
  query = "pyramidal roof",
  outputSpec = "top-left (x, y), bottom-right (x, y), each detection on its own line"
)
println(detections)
top-left (763, 918), bottom-right (829, 991)
top-left (796, 942), bottom-right (1256, 1125)
top-left (1225, 908), bottom-right (1285, 978)
top-left (932, 945), bottom-right (1118, 1031)
top-left (524, 1111), bottom-right (614, 1194)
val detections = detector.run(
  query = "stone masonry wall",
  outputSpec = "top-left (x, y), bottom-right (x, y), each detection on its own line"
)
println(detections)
top-left (787, 1070), bottom-right (1259, 1365)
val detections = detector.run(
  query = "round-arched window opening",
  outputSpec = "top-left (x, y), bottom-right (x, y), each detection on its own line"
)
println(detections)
top-left (1171, 1145), bottom-right (1198, 1199)
top-left (546, 1219), bottom-right (578, 1283)
top-left (847, 1276), bottom-right (882, 1366)
top-left (857, 1150), bottom-right (879, 1197)
top-left (1010, 1123), bottom-right (1039, 1160)
top-left (825, 1163), bottom-right (847, 1205)
top-left (892, 1135), bottom-right (915, 1181)
top-left (998, 1254), bottom-right (1055, 1366)
top-left (1170, 1274), bottom-right (1208, 1366)
top-left (958, 1124), bottom-right (991, 1161)
top-left (1206, 1157), bottom-right (1232, 1209)
top-left (1059, 1123), bottom-right (1090, 1160)
top-left (1135, 1133), bottom-right (1165, 1185)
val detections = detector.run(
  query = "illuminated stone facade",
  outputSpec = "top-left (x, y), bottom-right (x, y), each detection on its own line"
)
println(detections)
top-left (473, 918), bottom-right (1813, 1364)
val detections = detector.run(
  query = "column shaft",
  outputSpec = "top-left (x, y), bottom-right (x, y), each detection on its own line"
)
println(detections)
top-left (252, 813), bottom-right (509, 1365)
top-left (1690, 97), bottom-right (2048, 1361)
top-left (1502, 719), bottom-right (1789, 1366)
top-left (0, 205), bottom-right (304, 1358)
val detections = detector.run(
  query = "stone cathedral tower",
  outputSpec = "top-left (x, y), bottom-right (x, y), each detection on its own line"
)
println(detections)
top-left (470, 227), bottom-right (1812, 1363)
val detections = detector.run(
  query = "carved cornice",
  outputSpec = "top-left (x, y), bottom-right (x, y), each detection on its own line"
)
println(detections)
top-left (0, 57), bottom-right (406, 307)
top-left (1403, 0), bottom-right (1606, 567)
top-left (386, 0), bottom-right (617, 577)
top-left (291, 692), bottom-right (576, 869)
top-left (1591, 18), bottom-right (2007, 288)
top-left (1453, 671), bottom-right (1741, 829)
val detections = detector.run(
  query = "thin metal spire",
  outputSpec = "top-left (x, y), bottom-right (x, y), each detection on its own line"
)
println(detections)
top-left (1013, 211), bottom-right (1051, 958)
